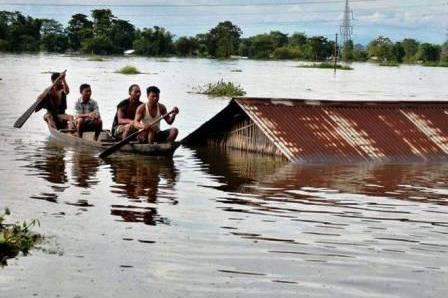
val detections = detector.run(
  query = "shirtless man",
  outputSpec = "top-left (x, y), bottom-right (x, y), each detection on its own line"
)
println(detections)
top-left (111, 84), bottom-right (143, 139)
top-left (38, 72), bottom-right (73, 129)
top-left (134, 86), bottom-right (179, 144)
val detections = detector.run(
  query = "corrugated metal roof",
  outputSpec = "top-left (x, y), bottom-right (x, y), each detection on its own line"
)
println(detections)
top-left (183, 97), bottom-right (448, 163)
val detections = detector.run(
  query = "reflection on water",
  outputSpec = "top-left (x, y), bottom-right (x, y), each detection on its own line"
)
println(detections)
top-left (107, 155), bottom-right (178, 225)
top-left (70, 148), bottom-right (100, 188)
top-left (26, 142), bottom-right (68, 186)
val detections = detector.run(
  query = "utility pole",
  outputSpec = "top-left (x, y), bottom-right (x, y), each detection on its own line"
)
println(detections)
top-left (334, 33), bottom-right (338, 75)
top-left (340, 0), bottom-right (353, 62)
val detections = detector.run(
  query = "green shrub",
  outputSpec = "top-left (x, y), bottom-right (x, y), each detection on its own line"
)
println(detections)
top-left (115, 65), bottom-right (141, 74)
top-left (193, 79), bottom-right (246, 97)
top-left (272, 46), bottom-right (302, 60)
top-left (0, 208), bottom-right (41, 266)
top-left (422, 61), bottom-right (448, 67)
top-left (87, 55), bottom-right (105, 61)
top-left (297, 62), bottom-right (353, 70)
top-left (379, 61), bottom-right (399, 67)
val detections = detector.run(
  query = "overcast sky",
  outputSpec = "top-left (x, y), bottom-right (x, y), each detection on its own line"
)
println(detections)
top-left (0, 0), bottom-right (446, 44)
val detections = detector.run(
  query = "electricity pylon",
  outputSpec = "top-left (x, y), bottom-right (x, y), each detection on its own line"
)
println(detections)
top-left (340, 0), bottom-right (353, 61)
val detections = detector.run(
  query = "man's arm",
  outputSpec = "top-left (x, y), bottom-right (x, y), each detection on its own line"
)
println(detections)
top-left (161, 104), bottom-right (178, 125)
top-left (61, 73), bottom-right (69, 95)
top-left (117, 106), bottom-right (133, 125)
top-left (75, 101), bottom-right (96, 119)
top-left (133, 105), bottom-right (145, 129)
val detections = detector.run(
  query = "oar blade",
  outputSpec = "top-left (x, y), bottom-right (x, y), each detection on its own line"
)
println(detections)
top-left (13, 101), bottom-right (40, 128)
top-left (98, 141), bottom-right (125, 159)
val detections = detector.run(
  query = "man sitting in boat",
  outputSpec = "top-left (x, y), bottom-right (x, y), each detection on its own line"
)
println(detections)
top-left (37, 72), bottom-right (74, 129)
top-left (74, 84), bottom-right (102, 141)
top-left (111, 84), bottom-right (143, 140)
top-left (134, 86), bottom-right (179, 144)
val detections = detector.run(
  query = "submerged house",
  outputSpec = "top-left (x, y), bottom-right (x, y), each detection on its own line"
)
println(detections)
top-left (182, 97), bottom-right (448, 163)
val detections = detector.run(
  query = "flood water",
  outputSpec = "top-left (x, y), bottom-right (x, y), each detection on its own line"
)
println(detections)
top-left (0, 54), bottom-right (447, 297)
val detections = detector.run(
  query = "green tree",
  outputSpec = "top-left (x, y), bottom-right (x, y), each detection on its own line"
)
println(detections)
top-left (269, 31), bottom-right (288, 48)
top-left (416, 43), bottom-right (441, 62)
top-left (352, 44), bottom-right (368, 61)
top-left (342, 40), bottom-right (354, 61)
top-left (401, 38), bottom-right (419, 62)
top-left (133, 26), bottom-right (174, 56)
top-left (441, 42), bottom-right (448, 63)
top-left (288, 32), bottom-right (307, 47)
top-left (367, 36), bottom-right (394, 62)
top-left (91, 9), bottom-right (114, 36)
top-left (206, 21), bottom-right (242, 58)
top-left (110, 19), bottom-right (135, 53)
top-left (305, 36), bottom-right (333, 61)
top-left (81, 35), bottom-right (114, 54)
top-left (247, 34), bottom-right (274, 59)
top-left (66, 13), bottom-right (93, 51)
top-left (40, 19), bottom-right (68, 52)
top-left (392, 42), bottom-right (405, 63)
top-left (175, 36), bottom-right (199, 56)
top-left (3, 11), bottom-right (41, 52)
top-left (272, 46), bottom-right (301, 60)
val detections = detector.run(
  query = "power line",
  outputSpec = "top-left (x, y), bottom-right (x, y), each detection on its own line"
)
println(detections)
top-left (3, 2), bottom-right (445, 18)
top-left (0, 0), bottom-right (387, 8)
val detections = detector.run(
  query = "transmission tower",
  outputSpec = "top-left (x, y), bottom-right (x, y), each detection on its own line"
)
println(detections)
top-left (340, 0), bottom-right (353, 61)
top-left (443, 26), bottom-right (448, 61)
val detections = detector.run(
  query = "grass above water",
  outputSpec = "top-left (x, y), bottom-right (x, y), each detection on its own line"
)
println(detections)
top-left (115, 65), bottom-right (142, 75)
top-left (0, 208), bottom-right (41, 266)
top-left (379, 61), bottom-right (400, 67)
top-left (422, 61), bottom-right (448, 67)
top-left (192, 79), bottom-right (246, 97)
top-left (87, 55), bottom-right (105, 62)
top-left (297, 62), bottom-right (353, 70)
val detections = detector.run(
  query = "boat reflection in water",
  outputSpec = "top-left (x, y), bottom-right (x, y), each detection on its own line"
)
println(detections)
top-left (25, 141), bottom-right (69, 203)
top-left (25, 139), bottom-right (178, 225)
top-left (107, 155), bottom-right (179, 225)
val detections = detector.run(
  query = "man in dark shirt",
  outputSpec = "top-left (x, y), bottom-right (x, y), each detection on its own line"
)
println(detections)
top-left (38, 72), bottom-right (73, 129)
top-left (111, 84), bottom-right (143, 139)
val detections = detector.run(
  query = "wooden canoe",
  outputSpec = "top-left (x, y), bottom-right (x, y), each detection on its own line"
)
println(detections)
top-left (48, 127), bottom-right (180, 157)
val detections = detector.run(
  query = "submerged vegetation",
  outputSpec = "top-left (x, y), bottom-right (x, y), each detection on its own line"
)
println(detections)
top-left (379, 61), bottom-right (400, 67)
top-left (115, 65), bottom-right (141, 75)
top-left (298, 62), bottom-right (353, 70)
top-left (87, 55), bottom-right (105, 61)
top-left (193, 79), bottom-right (246, 97)
top-left (422, 61), bottom-right (448, 67)
top-left (0, 9), bottom-right (446, 67)
top-left (0, 208), bottom-right (41, 266)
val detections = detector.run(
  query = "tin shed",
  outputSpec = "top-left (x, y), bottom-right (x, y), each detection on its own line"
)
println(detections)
top-left (182, 97), bottom-right (448, 163)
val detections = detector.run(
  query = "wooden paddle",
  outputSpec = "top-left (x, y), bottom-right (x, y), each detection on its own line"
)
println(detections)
top-left (99, 110), bottom-right (175, 159)
top-left (13, 70), bottom-right (67, 128)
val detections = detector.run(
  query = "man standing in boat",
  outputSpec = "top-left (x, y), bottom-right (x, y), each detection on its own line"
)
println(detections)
top-left (74, 84), bottom-right (102, 141)
top-left (134, 86), bottom-right (179, 144)
top-left (111, 84), bottom-right (143, 139)
top-left (37, 72), bottom-right (74, 129)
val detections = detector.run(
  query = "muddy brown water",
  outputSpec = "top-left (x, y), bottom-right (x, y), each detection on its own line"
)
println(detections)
top-left (0, 54), bottom-right (447, 297)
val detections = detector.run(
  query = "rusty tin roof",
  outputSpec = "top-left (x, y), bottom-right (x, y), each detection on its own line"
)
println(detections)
top-left (182, 97), bottom-right (448, 163)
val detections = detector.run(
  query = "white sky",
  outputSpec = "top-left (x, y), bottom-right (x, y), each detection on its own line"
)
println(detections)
top-left (0, 0), bottom-right (447, 44)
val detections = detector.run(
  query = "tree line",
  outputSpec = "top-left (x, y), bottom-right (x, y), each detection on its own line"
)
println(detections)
top-left (1, 9), bottom-right (447, 64)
